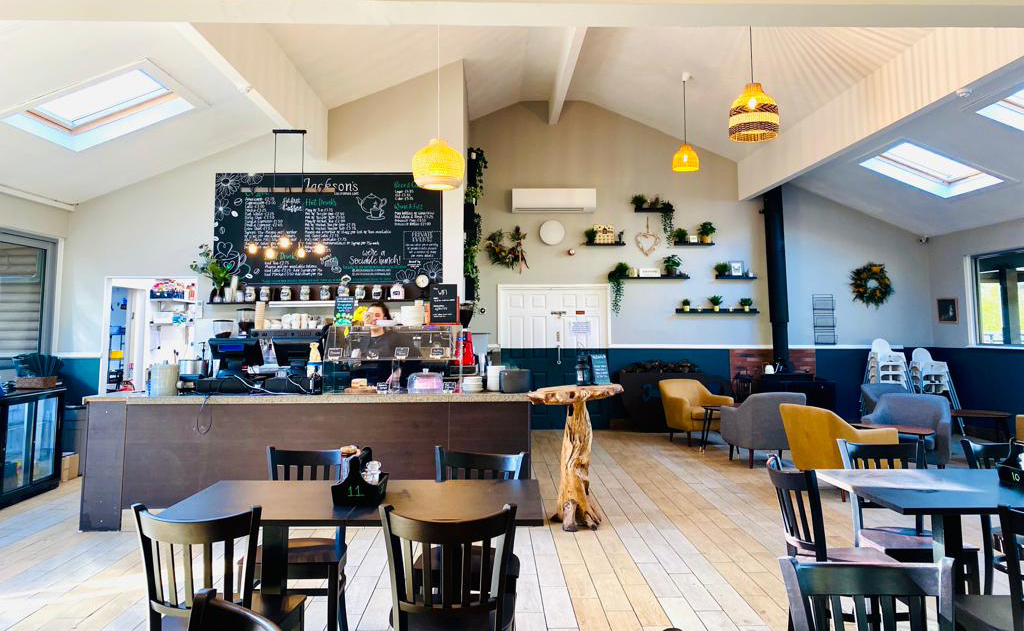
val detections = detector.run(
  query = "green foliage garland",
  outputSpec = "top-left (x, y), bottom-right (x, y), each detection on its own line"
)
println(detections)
top-left (608, 262), bottom-right (630, 315)
top-left (850, 262), bottom-right (894, 307)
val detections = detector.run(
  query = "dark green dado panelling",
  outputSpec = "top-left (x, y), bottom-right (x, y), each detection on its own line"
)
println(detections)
top-left (60, 356), bottom-right (100, 405)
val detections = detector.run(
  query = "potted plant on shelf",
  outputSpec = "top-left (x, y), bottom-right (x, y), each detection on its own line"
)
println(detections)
top-left (630, 194), bottom-right (648, 211)
top-left (698, 221), bottom-right (716, 244)
top-left (708, 295), bottom-right (724, 312)
top-left (663, 254), bottom-right (682, 277)
top-left (584, 227), bottom-right (597, 245)
top-left (681, 298), bottom-right (691, 312)
top-left (189, 243), bottom-right (233, 302)
top-left (608, 262), bottom-right (631, 315)
top-left (739, 297), bottom-right (753, 312)
top-left (671, 228), bottom-right (688, 245)
top-left (714, 262), bottom-right (730, 276)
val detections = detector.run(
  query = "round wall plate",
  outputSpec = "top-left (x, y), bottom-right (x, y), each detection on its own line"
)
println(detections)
top-left (539, 220), bottom-right (566, 246)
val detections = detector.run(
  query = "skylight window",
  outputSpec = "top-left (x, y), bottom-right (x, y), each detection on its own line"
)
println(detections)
top-left (859, 142), bottom-right (1002, 198)
top-left (2, 63), bottom-right (197, 152)
top-left (977, 87), bottom-right (1024, 133)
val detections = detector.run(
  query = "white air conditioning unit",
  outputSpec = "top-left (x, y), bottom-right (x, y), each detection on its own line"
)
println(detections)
top-left (511, 188), bottom-right (596, 213)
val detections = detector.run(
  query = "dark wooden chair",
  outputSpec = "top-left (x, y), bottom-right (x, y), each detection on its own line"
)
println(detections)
top-left (434, 445), bottom-right (527, 481)
top-left (962, 438), bottom-right (1015, 595)
top-left (132, 503), bottom-right (305, 631)
top-left (837, 439), bottom-right (981, 592)
top-left (244, 446), bottom-right (356, 631)
top-left (187, 589), bottom-right (281, 631)
top-left (955, 504), bottom-right (1024, 631)
top-left (780, 556), bottom-right (954, 631)
top-left (765, 454), bottom-right (896, 564)
top-left (380, 502), bottom-right (518, 631)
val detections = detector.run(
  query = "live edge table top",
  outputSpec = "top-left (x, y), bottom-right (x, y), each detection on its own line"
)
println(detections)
top-left (157, 479), bottom-right (546, 527)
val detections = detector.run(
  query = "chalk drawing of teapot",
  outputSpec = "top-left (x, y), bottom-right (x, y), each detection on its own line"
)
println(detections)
top-left (357, 194), bottom-right (388, 221)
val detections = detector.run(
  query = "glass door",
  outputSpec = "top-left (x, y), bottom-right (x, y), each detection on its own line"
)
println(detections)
top-left (3, 401), bottom-right (35, 492)
top-left (0, 232), bottom-right (57, 378)
top-left (31, 396), bottom-right (57, 481)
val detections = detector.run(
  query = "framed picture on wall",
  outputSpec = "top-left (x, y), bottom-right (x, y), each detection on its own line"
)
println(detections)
top-left (936, 297), bottom-right (958, 323)
top-left (729, 261), bottom-right (744, 276)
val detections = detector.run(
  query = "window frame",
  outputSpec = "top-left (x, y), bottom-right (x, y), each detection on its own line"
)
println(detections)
top-left (0, 231), bottom-right (57, 369)
top-left (858, 140), bottom-right (1006, 199)
top-left (972, 246), bottom-right (1024, 348)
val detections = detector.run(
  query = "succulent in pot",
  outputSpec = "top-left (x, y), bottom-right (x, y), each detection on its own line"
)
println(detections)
top-left (714, 262), bottom-right (730, 276)
top-left (708, 295), bottom-right (724, 312)
top-left (681, 298), bottom-right (691, 312)
top-left (698, 221), bottom-right (716, 244)
top-left (739, 297), bottom-right (753, 312)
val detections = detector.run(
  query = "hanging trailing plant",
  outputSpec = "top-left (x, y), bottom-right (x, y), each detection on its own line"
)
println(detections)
top-left (850, 262), bottom-right (894, 307)
top-left (463, 148), bottom-right (488, 306)
top-left (659, 202), bottom-right (675, 240)
top-left (608, 262), bottom-right (630, 315)
top-left (484, 226), bottom-right (529, 273)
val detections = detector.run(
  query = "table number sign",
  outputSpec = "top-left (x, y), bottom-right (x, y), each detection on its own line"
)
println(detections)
top-left (997, 439), bottom-right (1024, 488)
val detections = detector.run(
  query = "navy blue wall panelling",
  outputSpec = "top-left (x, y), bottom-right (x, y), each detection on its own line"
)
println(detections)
top-left (60, 357), bottom-right (100, 406)
top-left (814, 349), bottom-right (868, 420)
top-left (927, 347), bottom-right (1024, 433)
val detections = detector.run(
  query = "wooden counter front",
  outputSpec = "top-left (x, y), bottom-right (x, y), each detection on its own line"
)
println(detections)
top-left (79, 394), bottom-right (530, 531)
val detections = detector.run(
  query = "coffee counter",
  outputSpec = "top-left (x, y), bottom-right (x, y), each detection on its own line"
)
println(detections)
top-left (80, 391), bottom-right (531, 531)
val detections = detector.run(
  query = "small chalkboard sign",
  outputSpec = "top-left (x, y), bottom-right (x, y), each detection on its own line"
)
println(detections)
top-left (588, 354), bottom-right (611, 385)
top-left (335, 296), bottom-right (356, 325)
top-left (429, 283), bottom-right (458, 324)
top-left (997, 439), bottom-right (1024, 488)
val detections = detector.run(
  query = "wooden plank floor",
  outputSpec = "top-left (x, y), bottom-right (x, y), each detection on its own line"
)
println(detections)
top-left (0, 430), bottom-right (1000, 631)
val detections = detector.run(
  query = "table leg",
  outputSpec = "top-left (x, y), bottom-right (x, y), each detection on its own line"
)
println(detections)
top-left (261, 525), bottom-right (289, 596)
top-left (700, 409), bottom-right (712, 453)
top-left (932, 515), bottom-right (970, 594)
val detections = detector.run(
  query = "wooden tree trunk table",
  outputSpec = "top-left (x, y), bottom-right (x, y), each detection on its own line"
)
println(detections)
top-left (527, 384), bottom-right (623, 531)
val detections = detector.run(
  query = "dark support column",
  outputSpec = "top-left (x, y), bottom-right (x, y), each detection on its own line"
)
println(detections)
top-left (762, 187), bottom-right (790, 367)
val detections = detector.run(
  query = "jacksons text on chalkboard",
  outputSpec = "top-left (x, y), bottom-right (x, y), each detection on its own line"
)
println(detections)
top-left (212, 172), bottom-right (442, 285)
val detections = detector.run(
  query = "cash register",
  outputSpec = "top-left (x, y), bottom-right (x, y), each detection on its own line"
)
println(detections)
top-left (191, 337), bottom-right (266, 393)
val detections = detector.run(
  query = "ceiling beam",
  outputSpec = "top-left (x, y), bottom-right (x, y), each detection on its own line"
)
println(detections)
top-left (3, 1), bottom-right (1024, 28)
top-left (0, 184), bottom-right (75, 211)
top-left (549, 27), bottom-right (587, 125)
top-left (177, 23), bottom-right (328, 160)
top-left (736, 28), bottom-right (1024, 200)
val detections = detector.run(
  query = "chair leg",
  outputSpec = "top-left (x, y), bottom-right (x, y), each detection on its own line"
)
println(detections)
top-left (669, 431), bottom-right (673, 442)
top-left (965, 553), bottom-right (981, 595)
top-left (777, 450), bottom-right (783, 458)
top-left (728, 445), bottom-right (734, 460)
top-left (687, 432), bottom-right (692, 447)
top-left (982, 517), bottom-right (995, 595)
top-left (338, 567), bottom-right (349, 631)
top-left (748, 449), bottom-right (754, 469)
top-left (327, 564), bottom-right (339, 631)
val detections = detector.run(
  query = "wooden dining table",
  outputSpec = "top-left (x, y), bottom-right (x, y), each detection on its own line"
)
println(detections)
top-left (158, 478), bottom-right (546, 596)
top-left (816, 468), bottom-right (1024, 593)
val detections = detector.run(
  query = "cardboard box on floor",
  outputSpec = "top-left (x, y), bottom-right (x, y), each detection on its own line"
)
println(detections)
top-left (61, 452), bottom-right (79, 482)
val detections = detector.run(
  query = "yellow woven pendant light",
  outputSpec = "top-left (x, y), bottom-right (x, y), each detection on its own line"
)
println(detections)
top-left (413, 21), bottom-right (465, 191)
top-left (672, 72), bottom-right (699, 172)
top-left (413, 138), bottom-right (465, 190)
top-left (729, 28), bottom-right (779, 143)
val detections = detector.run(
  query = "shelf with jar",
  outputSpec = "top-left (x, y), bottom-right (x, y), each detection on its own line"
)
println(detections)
top-left (211, 280), bottom-right (433, 306)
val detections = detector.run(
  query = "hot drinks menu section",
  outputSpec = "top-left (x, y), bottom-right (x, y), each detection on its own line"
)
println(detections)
top-left (214, 172), bottom-right (442, 285)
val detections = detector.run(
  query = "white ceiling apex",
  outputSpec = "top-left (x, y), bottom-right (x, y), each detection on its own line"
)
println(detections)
top-left (549, 26), bottom-right (588, 125)
top-left (736, 28), bottom-right (1024, 201)
top-left (178, 23), bottom-right (328, 160)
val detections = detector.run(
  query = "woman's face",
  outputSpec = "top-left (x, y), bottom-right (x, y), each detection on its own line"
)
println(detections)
top-left (365, 306), bottom-right (386, 325)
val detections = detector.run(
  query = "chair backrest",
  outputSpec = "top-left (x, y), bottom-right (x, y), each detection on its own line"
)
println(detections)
top-left (779, 556), bottom-right (954, 631)
top-left (837, 439), bottom-right (926, 536)
top-left (871, 393), bottom-right (950, 427)
top-left (266, 446), bottom-right (351, 480)
top-left (658, 378), bottom-right (708, 403)
top-left (434, 445), bottom-right (527, 481)
top-left (380, 503), bottom-right (517, 631)
top-left (961, 439), bottom-right (1011, 470)
top-left (766, 454), bottom-right (828, 561)
top-left (859, 383), bottom-right (907, 414)
top-left (998, 505), bottom-right (1024, 631)
top-left (132, 503), bottom-right (260, 622)
top-left (187, 589), bottom-right (281, 631)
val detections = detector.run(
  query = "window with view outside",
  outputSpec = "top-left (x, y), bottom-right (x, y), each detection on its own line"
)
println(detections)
top-left (0, 240), bottom-right (48, 362)
top-left (974, 248), bottom-right (1024, 345)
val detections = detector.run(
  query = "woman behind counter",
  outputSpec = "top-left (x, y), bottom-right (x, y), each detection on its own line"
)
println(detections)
top-left (358, 302), bottom-right (401, 359)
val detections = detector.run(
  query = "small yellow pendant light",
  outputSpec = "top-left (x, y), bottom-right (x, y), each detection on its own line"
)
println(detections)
top-left (728, 27), bottom-right (779, 143)
top-left (672, 72), bottom-right (699, 172)
top-left (412, 20), bottom-right (465, 191)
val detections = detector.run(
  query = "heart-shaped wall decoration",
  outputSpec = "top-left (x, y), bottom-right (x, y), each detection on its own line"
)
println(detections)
top-left (635, 218), bottom-right (661, 256)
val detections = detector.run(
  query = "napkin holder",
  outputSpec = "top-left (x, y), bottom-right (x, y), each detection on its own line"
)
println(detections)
top-left (996, 439), bottom-right (1024, 488)
top-left (332, 449), bottom-right (388, 507)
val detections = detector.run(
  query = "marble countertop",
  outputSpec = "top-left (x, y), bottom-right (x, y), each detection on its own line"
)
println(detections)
top-left (84, 391), bottom-right (530, 404)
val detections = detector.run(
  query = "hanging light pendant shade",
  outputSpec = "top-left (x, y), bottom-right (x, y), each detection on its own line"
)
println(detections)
top-left (729, 28), bottom-right (779, 143)
top-left (413, 21), bottom-right (465, 191)
top-left (672, 72), bottom-right (699, 172)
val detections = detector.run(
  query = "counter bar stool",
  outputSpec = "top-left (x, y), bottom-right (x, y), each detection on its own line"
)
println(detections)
top-left (187, 589), bottom-right (282, 631)
top-left (381, 503), bottom-right (518, 631)
top-left (962, 438), bottom-right (1015, 595)
top-left (244, 446), bottom-right (354, 631)
top-left (132, 504), bottom-right (305, 631)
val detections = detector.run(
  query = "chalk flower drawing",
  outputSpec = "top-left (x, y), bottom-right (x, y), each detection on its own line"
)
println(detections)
top-left (215, 174), bottom-right (241, 197)
top-left (239, 173), bottom-right (264, 186)
top-left (395, 269), bottom-right (415, 283)
top-left (214, 196), bottom-right (230, 221)
top-left (422, 260), bottom-right (443, 280)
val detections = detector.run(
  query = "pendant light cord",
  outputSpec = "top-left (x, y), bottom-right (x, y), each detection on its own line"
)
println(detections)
top-left (436, 10), bottom-right (441, 140)
top-left (682, 80), bottom-right (687, 143)
top-left (748, 26), bottom-right (754, 83)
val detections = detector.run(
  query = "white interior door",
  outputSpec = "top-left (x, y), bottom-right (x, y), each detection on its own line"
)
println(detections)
top-left (498, 285), bottom-right (609, 349)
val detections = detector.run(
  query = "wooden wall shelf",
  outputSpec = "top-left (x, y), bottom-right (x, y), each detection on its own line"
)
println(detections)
top-left (671, 241), bottom-right (715, 247)
top-left (715, 274), bottom-right (758, 280)
top-left (674, 308), bottom-right (760, 315)
top-left (585, 242), bottom-right (626, 247)
top-left (626, 274), bottom-right (690, 280)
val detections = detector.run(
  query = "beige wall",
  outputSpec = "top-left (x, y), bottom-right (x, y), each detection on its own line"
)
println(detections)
top-left (0, 193), bottom-right (70, 240)
top-left (57, 62), bottom-right (466, 353)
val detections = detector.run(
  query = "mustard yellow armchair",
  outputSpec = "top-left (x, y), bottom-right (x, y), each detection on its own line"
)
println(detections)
top-left (780, 403), bottom-right (898, 470)
top-left (659, 379), bottom-right (734, 446)
top-left (1016, 414), bottom-right (1023, 439)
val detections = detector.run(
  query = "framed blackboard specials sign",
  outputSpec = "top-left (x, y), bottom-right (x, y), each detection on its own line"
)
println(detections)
top-left (588, 354), bottom-right (611, 385)
top-left (212, 172), bottom-right (442, 285)
top-left (429, 284), bottom-right (458, 324)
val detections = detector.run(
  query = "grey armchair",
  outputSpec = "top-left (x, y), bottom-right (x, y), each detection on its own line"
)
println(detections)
top-left (860, 383), bottom-right (908, 415)
top-left (861, 393), bottom-right (952, 466)
top-left (720, 392), bottom-right (807, 468)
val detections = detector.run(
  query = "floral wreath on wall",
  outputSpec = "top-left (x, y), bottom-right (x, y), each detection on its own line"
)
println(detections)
top-left (484, 226), bottom-right (529, 274)
top-left (850, 262), bottom-right (894, 307)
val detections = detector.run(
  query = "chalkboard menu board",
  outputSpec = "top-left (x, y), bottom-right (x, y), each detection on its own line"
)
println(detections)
top-left (213, 172), bottom-right (442, 285)
top-left (429, 284), bottom-right (458, 324)
top-left (588, 354), bottom-right (611, 385)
